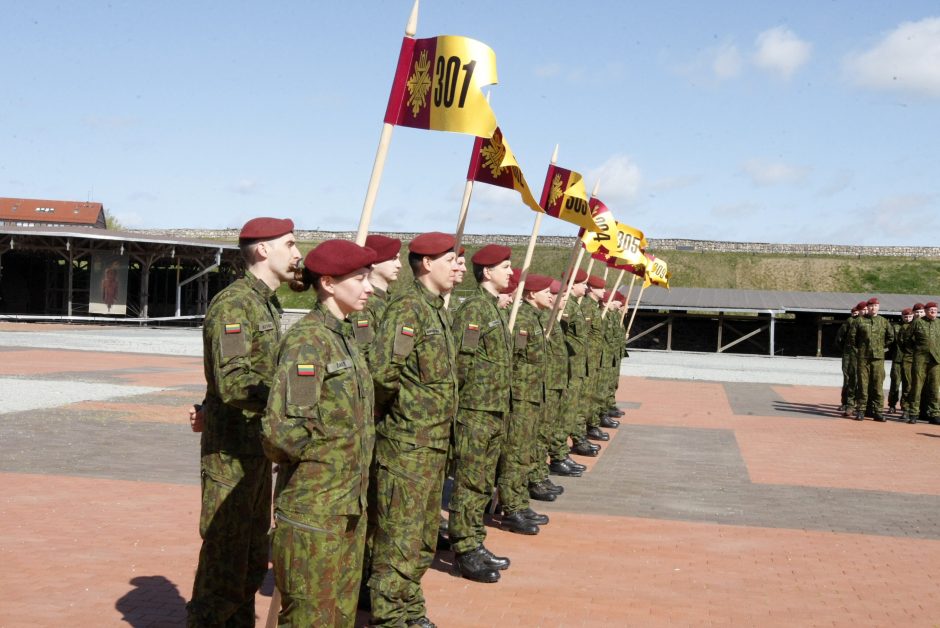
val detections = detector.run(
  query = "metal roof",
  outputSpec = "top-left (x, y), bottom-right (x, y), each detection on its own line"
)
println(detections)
top-left (632, 287), bottom-right (936, 315)
top-left (0, 224), bottom-right (238, 250)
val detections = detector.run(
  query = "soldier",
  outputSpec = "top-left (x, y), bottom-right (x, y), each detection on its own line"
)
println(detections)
top-left (368, 232), bottom-right (460, 628)
top-left (906, 303), bottom-right (928, 420)
top-left (581, 274), bottom-right (611, 442)
top-left (854, 297), bottom-right (894, 421)
top-left (349, 234), bottom-right (402, 366)
top-left (834, 303), bottom-right (864, 416)
top-left (545, 280), bottom-right (586, 478)
top-left (908, 301), bottom-right (940, 425)
top-left (600, 291), bottom-right (626, 426)
top-left (517, 274), bottom-right (567, 502)
top-left (447, 244), bottom-right (514, 583)
top-left (261, 240), bottom-right (376, 626)
top-left (187, 217), bottom-right (301, 627)
top-left (889, 308), bottom-right (914, 414)
top-left (561, 270), bottom-right (601, 458)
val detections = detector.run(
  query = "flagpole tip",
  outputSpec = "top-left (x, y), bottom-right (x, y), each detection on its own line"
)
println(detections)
top-left (591, 180), bottom-right (601, 197)
top-left (405, 0), bottom-right (419, 37)
top-left (550, 144), bottom-right (559, 164)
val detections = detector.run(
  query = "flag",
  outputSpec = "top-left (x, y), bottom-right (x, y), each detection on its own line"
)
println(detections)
top-left (644, 253), bottom-right (671, 289)
top-left (384, 35), bottom-right (498, 137)
top-left (610, 222), bottom-right (647, 267)
top-left (467, 127), bottom-right (542, 214)
top-left (539, 164), bottom-right (601, 232)
top-left (579, 198), bottom-right (623, 261)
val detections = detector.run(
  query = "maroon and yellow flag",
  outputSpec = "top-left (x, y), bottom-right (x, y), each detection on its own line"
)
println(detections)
top-left (539, 164), bottom-right (601, 232)
top-left (467, 127), bottom-right (542, 213)
top-left (644, 253), bottom-right (671, 289)
top-left (580, 198), bottom-right (623, 261)
top-left (384, 35), bottom-right (498, 137)
top-left (608, 222), bottom-right (648, 277)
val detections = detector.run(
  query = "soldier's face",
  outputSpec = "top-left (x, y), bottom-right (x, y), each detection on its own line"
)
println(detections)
top-left (263, 232), bottom-right (302, 282)
top-left (424, 252), bottom-right (458, 294)
top-left (868, 303), bottom-right (879, 316)
top-left (453, 256), bottom-right (467, 285)
top-left (327, 269), bottom-right (373, 315)
top-left (903, 313), bottom-right (914, 323)
top-left (571, 281), bottom-right (587, 297)
top-left (591, 286), bottom-right (605, 300)
top-left (928, 307), bottom-right (938, 320)
top-left (915, 308), bottom-right (925, 318)
top-left (486, 260), bottom-right (513, 290)
top-left (373, 255), bottom-right (402, 283)
top-left (851, 311), bottom-right (859, 317)
top-left (496, 293), bottom-right (512, 309)
top-left (530, 287), bottom-right (552, 309)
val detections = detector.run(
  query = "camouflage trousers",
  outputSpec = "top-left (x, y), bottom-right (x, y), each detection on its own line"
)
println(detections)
top-left (582, 359), bottom-right (604, 429)
top-left (841, 351), bottom-right (857, 408)
top-left (529, 388), bottom-right (563, 485)
top-left (271, 512), bottom-right (364, 627)
top-left (908, 355), bottom-right (940, 418)
top-left (855, 357), bottom-right (885, 415)
top-left (545, 387), bottom-right (570, 462)
top-left (369, 438), bottom-right (447, 627)
top-left (187, 453), bottom-right (272, 628)
top-left (448, 409), bottom-right (504, 554)
top-left (498, 398), bottom-right (540, 513)
top-left (563, 374), bottom-right (587, 440)
top-left (604, 355), bottom-right (620, 409)
top-left (888, 358), bottom-right (904, 409)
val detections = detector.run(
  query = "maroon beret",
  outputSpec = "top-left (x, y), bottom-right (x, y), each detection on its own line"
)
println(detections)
top-left (587, 274), bottom-right (606, 289)
top-left (867, 297), bottom-right (879, 305)
top-left (914, 303), bottom-right (925, 310)
top-left (855, 301), bottom-right (869, 311)
top-left (523, 273), bottom-right (553, 293)
top-left (927, 302), bottom-right (938, 309)
top-left (471, 244), bottom-right (512, 266)
top-left (573, 269), bottom-right (588, 284)
top-left (409, 232), bottom-right (456, 256)
top-left (902, 308), bottom-right (913, 315)
top-left (549, 280), bottom-right (562, 295)
top-left (614, 290), bottom-right (626, 303)
top-left (365, 235), bottom-right (402, 263)
top-left (458, 245), bottom-right (466, 257)
top-left (304, 240), bottom-right (376, 277)
top-left (239, 217), bottom-right (294, 242)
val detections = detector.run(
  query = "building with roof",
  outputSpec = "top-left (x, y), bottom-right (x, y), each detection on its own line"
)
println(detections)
top-left (0, 197), bottom-right (107, 229)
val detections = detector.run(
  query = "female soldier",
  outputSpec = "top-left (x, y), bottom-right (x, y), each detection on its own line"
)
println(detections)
top-left (262, 239), bottom-right (376, 627)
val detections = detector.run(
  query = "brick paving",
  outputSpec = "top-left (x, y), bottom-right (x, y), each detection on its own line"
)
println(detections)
top-left (1, 325), bottom-right (939, 626)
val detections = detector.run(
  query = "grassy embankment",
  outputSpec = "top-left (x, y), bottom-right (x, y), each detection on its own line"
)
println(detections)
top-left (275, 242), bottom-right (940, 309)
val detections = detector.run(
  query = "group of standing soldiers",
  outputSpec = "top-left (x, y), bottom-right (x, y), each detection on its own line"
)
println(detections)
top-left (835, 298), bottom-right (940, 423)
top-left (185, 217), bottom-right (630, 628)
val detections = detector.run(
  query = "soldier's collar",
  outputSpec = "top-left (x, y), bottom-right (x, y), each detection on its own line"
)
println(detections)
top-left (246, 270), bottom-right (277, 300)
top-left (373, 286), bottom-right (388, 300)
top-left (414, 279), bottom-right (446, 310)
top-left (312, 302), bottom-right (346, 334)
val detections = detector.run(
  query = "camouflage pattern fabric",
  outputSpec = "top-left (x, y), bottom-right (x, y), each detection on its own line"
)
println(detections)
top-left (348, 286), bottom-right (389, 367)
top-left (835, 316), bottom-right (859, 409)
top-left (188, 271), bottom-right (282, 627)
top-left (542, 310), bottom-right (572, 462)
top-left (855, 314), bottom-right (895, 414)
top-left (909, 317), bottom-right (940, 418)
top-left (888, 321), bottom-right (910, 409)
top-left (498, 397), bottom-right (540, 513)
top-left (579, 296), bottom-right (605, 428)
top-left (453, 287), bottom-right (512, 412)
top-left (560, 299), bottom-right (589, 439)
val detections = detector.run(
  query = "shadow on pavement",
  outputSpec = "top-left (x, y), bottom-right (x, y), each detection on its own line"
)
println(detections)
top-left (116, 575), bottom-right (187, 627)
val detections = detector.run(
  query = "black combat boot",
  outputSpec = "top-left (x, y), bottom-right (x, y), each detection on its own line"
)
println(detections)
top-left (479, 545), bottom-right (510, 570)
top-left (406, 618), bottom-right (437, 627)
top-left (854, 410), bottom-right (864, 421)
top-left (586, 426), bottom-right (610, 441)
top-left (454, 547), bottom-right (500, 583)
top-left (549, 458), bottom-right (583, 476)
top-left (608, 406), bottom-right (625, 417)
top-left (520, 507), bottom-right (549, 525)
top-left (600, 414), bottom-right (620, 428)
top-left (564, 457), bottom-right (587, 471)
top-left (528, 481), bottom-right (558, 502)
top-left (569, 440), bottom-right (599, 457)
top-left (542, 478), bottom-right (564, 494)
top-left (501, 511), bottom-right (539, 535)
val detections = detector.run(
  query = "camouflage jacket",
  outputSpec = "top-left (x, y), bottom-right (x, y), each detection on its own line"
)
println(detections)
top-left (581, 296), bottom-right (606, 370)
top-left (855, 314), bottom-right (895, 360)
top-left (911, 317), bottom-right (940, 364)
top-left (201, 271), bottom-right (282, 456)
top-left (453, 287), bottom-right (512, 412)
top-left (542, 310), bottom-right (569, 391)
top-left (561, 298), bottom-right (588, 379)
top-left (834, 316), bottom-right (859, 356)
top-left (372, 280), bottom-right (459, 450)
top-left (261, 302), bottom-right (374, 519)
top-left (603, 307), bottom-right (625, 367)
top-left (510, 301), bottom-right (547, 403)
top-left (896, 320), bottom-right (915, 363)
top-left (348, 286), bottom-right (389, 366)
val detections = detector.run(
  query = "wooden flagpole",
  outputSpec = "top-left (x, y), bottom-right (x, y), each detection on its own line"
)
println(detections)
top-left (601, 268), bottom-right (624, 319)
top-left (625, 282), bottom-right (647, 339)
top-left (619, 273), bottom-right (637, 326)
top-left (544, 236), bottom-right (582, 337)
top-left (576, 180), bottom-right (600, 305)
top-left (507, 211), bottom-right (543, 331)
top-left (354, 0), bottom-right (420, 246)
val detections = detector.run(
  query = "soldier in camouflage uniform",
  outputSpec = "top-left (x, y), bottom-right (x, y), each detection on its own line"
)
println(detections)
top-left (908, 302), bottom-right (940, 425)
top-left (448, 244), bottom-right (514, 582)
top-left (854, 297), bottom-right (895, 421)
top-left (580, 274), bottom-right (611, 442)
top-left (905, 304), bottom-right (927, 421)
top-left (348, 234), bottom-right (402, 366)
top-left (545, 281), bottom-right (586, 478)
top-left (368, 232), bottom-right (460, 628)
top-left (261, 240), bottom-right (376, 627)
top-left (187, 217), bottom-right (301, 628)
top-left (888, 308), bottom-right (914, 413)
top-left (834, 303), bottom-right (863, 415)
top-left (561, 270), bottom-right (600, 458)
top-left (599, 291), bottom-right (626, 426)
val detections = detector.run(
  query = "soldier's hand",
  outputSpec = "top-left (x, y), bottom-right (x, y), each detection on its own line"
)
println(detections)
top-left (189, 404), bottom-right (205, 433)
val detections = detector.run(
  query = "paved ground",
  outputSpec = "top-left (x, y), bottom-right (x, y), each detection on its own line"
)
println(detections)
top-left (1, 323), bottom-right (939, 627)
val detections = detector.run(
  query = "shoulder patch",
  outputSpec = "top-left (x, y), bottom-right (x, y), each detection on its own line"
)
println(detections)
top-left (514, 329), bottom-right (529, 350)
top-left (462, 324), bottom-right (481, 351)
top-left (224, 323), bottom-right (241, 334)
top-left (220, 322), bottom-right (249, 358)
top-left (393, 324), bottom-right (416, 357)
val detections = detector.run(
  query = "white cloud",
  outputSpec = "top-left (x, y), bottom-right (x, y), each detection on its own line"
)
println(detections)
top-left (844, 17), bottom-right (940, 98)
top-left (713, 43), bottom-right (743, 80)
top-left (587, 154), bottom-right (642, 204)
top-left (753, 27), bottom-right (812, 79)
top-left (741, 158), bottom-right (809, 186)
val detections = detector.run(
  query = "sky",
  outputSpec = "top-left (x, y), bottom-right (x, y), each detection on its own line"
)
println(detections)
top-left (3, 1), bottom-right (940, 246)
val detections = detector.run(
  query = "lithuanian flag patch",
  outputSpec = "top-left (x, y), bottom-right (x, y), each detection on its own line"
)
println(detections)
top-left (296, 364), bottom-right (316, 376)
top-left (466, 323), bottom-right (480, 331)
top-left (401, 325), bottom-right (415, 337)
top-left (357, 319), bottom-right (370, 328)
top-left (224, 323), bottom-right (242, 334)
